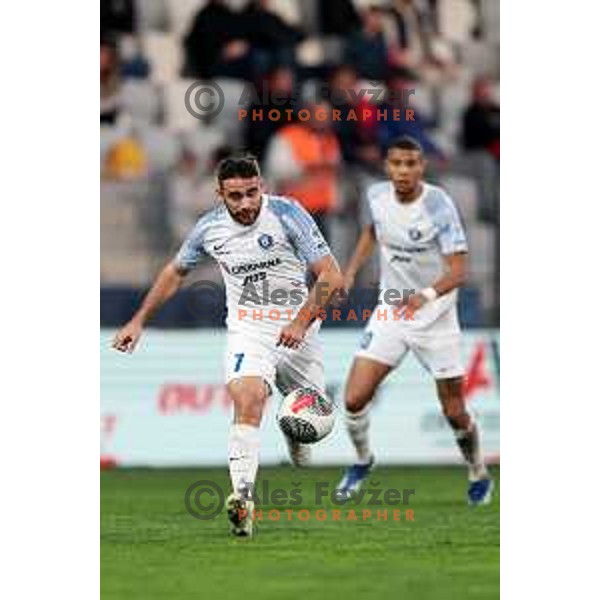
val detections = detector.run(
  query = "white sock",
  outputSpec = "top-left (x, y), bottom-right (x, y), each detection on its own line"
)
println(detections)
top-left (228, 423), bottom-right (260, 497)
top-left (454, 420), bottom-right (488, 481)
top-left (346, 407), bottom-right (372, 465)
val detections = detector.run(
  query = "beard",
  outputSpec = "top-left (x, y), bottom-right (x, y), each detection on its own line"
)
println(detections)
top-left (226, 204), bottom-right (260, 226)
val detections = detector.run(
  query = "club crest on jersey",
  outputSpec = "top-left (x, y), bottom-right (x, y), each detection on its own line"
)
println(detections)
top-left (258, 233), bottom-right (274, 250)
top-left (408, 227), bottom-right (422, 241)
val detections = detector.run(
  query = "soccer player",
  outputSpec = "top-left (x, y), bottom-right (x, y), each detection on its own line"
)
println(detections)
top-left (336, 136), bottom-right (493, 506)
top-left (113, 156), bottom-right (343, 536)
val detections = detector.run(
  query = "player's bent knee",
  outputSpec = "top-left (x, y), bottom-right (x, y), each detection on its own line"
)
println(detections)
top-left (228, 379), bottom-right (268, 426)
top-left (234, 395), bottom-right (265, 426)
top-left (442, 402), bottom-right (471, 430)
top-left (345, 387), bottom-right (372, 414)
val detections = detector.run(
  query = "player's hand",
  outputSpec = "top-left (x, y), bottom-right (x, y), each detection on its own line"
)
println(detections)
top-left (112, 319), bottom-right (143, 353)
top-left (396, 292), bottom-right (426, 314)
top-left (277, 320), bottom-right (308, 349)
top-left (331, 272), bottom-right (355, 307)
top-left (343, 272), bottom-right (356, 294)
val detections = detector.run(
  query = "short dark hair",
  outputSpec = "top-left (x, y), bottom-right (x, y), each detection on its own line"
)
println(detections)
top-left (387, 136), bottom-right (423, 155)
top-left (216, 155), bottom-right (260, 185)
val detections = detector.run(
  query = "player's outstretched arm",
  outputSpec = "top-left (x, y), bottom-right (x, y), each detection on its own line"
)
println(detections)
top-left (343, 225), bottom-right (376, 290)
top-left (112, 261), bottom-right (187, 353)
top-left (277, 255), bottom-right (344, 349)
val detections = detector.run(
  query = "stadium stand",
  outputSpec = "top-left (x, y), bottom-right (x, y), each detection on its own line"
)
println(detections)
top-left (100, 0), bottom-right (500, 327)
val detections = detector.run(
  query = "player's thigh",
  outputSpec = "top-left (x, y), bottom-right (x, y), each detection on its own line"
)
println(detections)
top-left (344, 356), bottom-right (394, 413)
top-left (225, 334), bottom-right (276, 422)
top-left (410, 331), bottom-right (465, 380)
top-left (354, 315), bottom-right (410, 372)
top-left (275, 333), bottom-right (325, 397)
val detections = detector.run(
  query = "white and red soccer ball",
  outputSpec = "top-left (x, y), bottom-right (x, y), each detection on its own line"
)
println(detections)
top-left (277, 387), bottom-right (335, 444)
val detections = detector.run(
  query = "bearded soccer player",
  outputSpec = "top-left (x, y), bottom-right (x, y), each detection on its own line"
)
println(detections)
top-left (336, 137), bottom-right (493, 506)
top-left (113, 156), bottom-right (343, 536)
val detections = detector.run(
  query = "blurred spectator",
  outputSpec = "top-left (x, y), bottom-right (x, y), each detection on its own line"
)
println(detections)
top-left (101, 122), bottom-right (180, 181)
top-left (318, 0), bottom-right (361, 35)
top-left (328, 65), bottom-right (360, 162)
top-left (377, 68), bottom-right (445, 160)
top-left (264, 102), bottom-right (342, 239)
top-left (388, 0), bottom-right (433, 68)
top-left (462, 76), bottom-right (500, 160)
top-left (244, 66), bottom-right (299, 160)
top-left (328, 65), bottom-right (381, 167)
top-left (101, 0), bottom-right (135, 36)
top-left (102, 133), bottom-right (148, 181)
top-left (182, 0), bottom-right (251, 79)
top-left (343, 6), bottom-right (389, 81)
top-left (100, 0), bottom-right (500, 324)
top-left (241, 0), bottom-right (305, 71)
top-left (101, 40), bottom-right (121, 125)
top-left (387, 1), bottom-right (460, 84)
top-left (119, 36), bottom-right (151, 80)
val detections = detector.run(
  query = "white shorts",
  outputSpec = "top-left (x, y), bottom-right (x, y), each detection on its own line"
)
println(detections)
top-left (355, 308), bottom-right (464, 379)
top-left (224, 327), bottom-right (325, 397)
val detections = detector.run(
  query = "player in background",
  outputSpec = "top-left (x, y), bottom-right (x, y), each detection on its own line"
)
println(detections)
top-left (336, 137), bottom-right (493, 506)
top-left (113, 156), bottom-right (343, 536)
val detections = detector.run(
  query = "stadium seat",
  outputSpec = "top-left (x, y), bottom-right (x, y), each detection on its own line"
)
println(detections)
top-left (438, 174), bottom-right (479, 224)
top-left (466, 223), bottom-right (497, 280)
top-left (137, 126), bottom-right (181, 172)
top-left (163, 78), bottom-right (206, 131)
top-left (212, 78), bottom-right (250, 146)
top-left (101, 125), bottom-right (123, 166)
top-left (101, 181), bottom-right (153, 285)
top-left (289, 38), bottom-right (341, 72)
top-left (460, 41), bottom-right (500, 78)
top-left (438, 0), bottom-right (477, 44)
top-left (181, 125), bottom-right (226, 164)
top-left (101, 174), bottom-right (174, 284)
top-left (437, 74), bottom-right (472, 147)
top-left (321, 36), bottom-right (344, 64)
top-left (136, 0), bottom-right (169, 32)
top-left (411, 83), bottom-right (436, 121)
top-left (480, 0), bottom-right (500, 43)
top-left (449, 152), bottom-right (499, 224)
top-left (164, 0), bottom-right (206, 37)
top-left (296, 38), bottom-right (326, 66)
top-left (120, 80), bottom-right (163, 126)
top-left (465, 223), bottom-right (497, 320)
top-left (142, 32), bottom-right (182, 84)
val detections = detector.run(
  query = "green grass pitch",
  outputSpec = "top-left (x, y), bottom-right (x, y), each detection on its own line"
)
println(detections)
top-left (101, 466), bottom-right (499, 599)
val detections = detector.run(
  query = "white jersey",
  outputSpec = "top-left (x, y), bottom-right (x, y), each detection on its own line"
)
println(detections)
top-left (366, 180), bottom-right (468, 329)
top-left (175, 194), bottom-right (331, 340)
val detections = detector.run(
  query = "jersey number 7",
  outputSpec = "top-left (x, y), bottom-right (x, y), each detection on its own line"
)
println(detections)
top-left (233, 353), bottom-right (245, 373)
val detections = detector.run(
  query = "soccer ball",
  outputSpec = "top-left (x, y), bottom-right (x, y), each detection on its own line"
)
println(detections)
top-left (277, 387), bottom-right (335, 444)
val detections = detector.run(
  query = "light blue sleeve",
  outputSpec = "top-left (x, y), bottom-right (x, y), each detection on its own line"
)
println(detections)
top-left (425, 189), bottom-right (468, 255)
top-left (269, 197), bottom-right (332, 264)
top-left (174, 215), bottom-right (212, 271)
